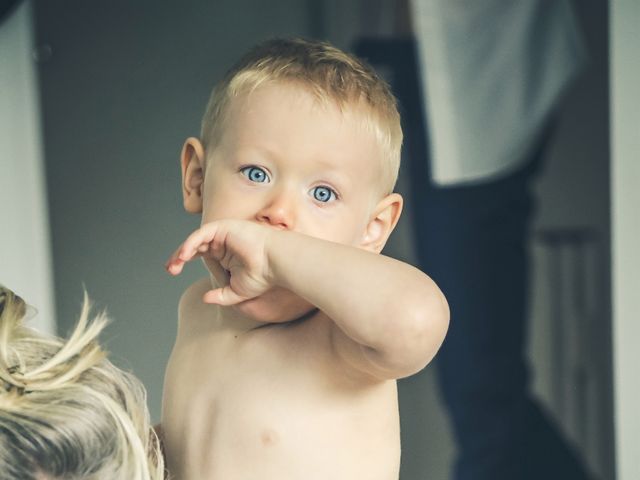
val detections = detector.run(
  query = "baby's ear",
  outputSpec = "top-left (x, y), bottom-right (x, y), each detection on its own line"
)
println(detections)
top-left (360, 193), bottom-right (403, 253)
top-left (180, 137), bottom-right (206, 213)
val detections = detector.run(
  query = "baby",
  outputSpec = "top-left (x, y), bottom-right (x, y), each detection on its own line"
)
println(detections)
top-left (162, 38), bottom-right (449, 480)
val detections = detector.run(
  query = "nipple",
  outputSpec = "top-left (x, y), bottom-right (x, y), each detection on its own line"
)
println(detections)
top-left (260, 428), bottom-right (279, 447)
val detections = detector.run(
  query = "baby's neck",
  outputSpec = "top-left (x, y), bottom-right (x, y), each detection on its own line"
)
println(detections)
top-left (207, 274), bottom-right (266, 334)
top-left (213, 300), bottom-right (320, 335)
top-left (179, 277), bottom-right (263, 338)
top-left (215, 305), bottom-right (266, 335)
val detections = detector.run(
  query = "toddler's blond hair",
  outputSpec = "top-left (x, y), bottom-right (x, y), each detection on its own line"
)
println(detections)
top-left (201, 37), bottom-right (403, 194)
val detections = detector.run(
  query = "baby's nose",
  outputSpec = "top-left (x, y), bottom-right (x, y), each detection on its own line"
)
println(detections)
top-left (256, 192), bottom-right (297, 230)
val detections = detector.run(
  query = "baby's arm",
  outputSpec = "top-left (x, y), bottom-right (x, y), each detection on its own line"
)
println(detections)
top-left (267, 227), bottom-right (449, 381)
top-left (166, 220), bottom-right (449, 381)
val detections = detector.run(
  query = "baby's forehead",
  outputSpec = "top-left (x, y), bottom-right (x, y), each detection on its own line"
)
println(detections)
top-left (223, 84), bottom-right (380, 143)
top-left (229, 82), bottom-right (367, 118)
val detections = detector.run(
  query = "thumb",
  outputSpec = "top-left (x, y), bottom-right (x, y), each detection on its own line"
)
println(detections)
top-left (202, 286), bottom-right (246, 306)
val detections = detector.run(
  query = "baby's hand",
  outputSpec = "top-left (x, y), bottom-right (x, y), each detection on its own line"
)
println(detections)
top-left (165, 220), bottom-right (273, 305)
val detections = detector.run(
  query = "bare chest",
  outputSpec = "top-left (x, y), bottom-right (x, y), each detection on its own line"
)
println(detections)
top-left (162, 324), bottom-right (400, 479)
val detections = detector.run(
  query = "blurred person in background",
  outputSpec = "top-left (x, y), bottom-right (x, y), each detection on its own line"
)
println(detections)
top-left (0, 0), bottom-right (598, 477)
top-left (392, 0), bottom-right (593, 478)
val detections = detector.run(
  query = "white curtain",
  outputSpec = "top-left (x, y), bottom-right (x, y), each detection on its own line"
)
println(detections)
top-left (0, 1), bottom-right (55, 334)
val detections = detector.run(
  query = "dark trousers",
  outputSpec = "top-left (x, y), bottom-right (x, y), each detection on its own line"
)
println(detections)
top-left (411, 147), bottom-right (592, 480)
top-left (355, 38), bottom-right (593, 480)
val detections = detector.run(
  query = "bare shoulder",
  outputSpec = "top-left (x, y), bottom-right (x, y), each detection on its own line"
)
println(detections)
top-left (176, 277), bottom-right (222, 338)
top-left (178, 277), bottom-right (212, 317)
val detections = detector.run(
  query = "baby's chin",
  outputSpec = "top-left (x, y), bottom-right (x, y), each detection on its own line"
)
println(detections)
top-left (232, 287), bottom-right (317, 324)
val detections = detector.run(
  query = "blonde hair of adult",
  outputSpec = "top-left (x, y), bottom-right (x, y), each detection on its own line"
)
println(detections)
top-left (201, 37), bottom-right (403, 194)
top-left (0, 286), bottom-right (164, 480)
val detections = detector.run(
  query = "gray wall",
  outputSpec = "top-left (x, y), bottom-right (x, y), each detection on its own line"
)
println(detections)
top-left (0, 1), bottom-right (55, 334)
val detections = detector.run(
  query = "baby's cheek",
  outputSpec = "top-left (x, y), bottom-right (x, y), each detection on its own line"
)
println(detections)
top-left (320, 221), bottom-right (363, 246)
top-left (200, 199), bottom-right (230, 224)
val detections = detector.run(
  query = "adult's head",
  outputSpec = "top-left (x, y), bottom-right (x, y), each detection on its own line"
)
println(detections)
top-left (0, 286), bottom-right (164, 480)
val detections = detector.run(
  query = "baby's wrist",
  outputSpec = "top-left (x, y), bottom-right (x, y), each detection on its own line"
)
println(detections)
top-left (262, 228), bottom-right (294, 290)
top-left (262, 228), bottom-right (280, 287)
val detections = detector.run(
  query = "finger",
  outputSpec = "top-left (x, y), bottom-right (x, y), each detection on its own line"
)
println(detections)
top-left (169, 251), bottom-right (212, 275)
top-left (202, 286), bottom-right (247, 306)
top-left (166, 261), bottom-right (185, 276)
top-left (179, 224), bottom-right (219, 261)
top-left (165, 243), bottom-right (188, 275)
top-left (165, 241), bottom-right (210, 275)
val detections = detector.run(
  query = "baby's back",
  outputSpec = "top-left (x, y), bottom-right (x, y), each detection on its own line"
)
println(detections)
top-left (162, 280), bottom-right (401, 480)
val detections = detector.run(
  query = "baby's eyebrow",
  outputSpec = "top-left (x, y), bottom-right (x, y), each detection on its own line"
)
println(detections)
top-left (315, 168), bottom-right (351, 190)
top-left (313, 154), bottom-right (354, 177)
top-left (234, 144), bottom-right (278, 160)
top-left (227, 148), bottom-right (269, 164)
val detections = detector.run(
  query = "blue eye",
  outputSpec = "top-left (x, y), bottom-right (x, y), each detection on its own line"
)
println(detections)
top-left (241, 166), bottom-right (269, 183)
top-left (312, 186), bottom-right (336, 203)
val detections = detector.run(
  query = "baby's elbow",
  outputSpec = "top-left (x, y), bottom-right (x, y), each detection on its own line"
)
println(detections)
top-left (394, 289), bottom-right (450, 378)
